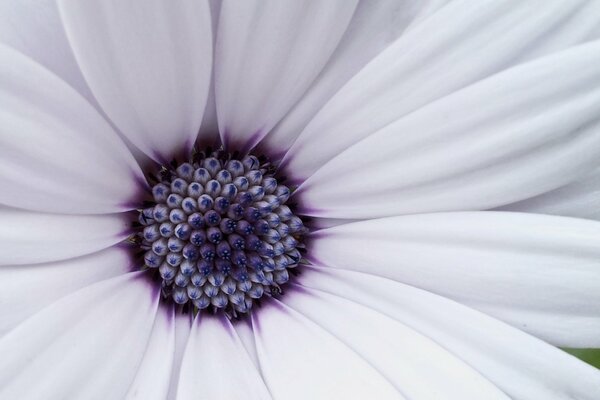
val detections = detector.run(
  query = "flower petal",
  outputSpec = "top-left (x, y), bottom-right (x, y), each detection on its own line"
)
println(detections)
top-left (232, 317), bottom-right (261, 369)
top-left (0, 272), bottom-right (159, 400)
top-left (299, 266), bottom-right (600, 400)
top-left (296, 40), bottom-right (600, 218)
top-left (166, 313), bottom-right (193, 400)
top-left (58, 0), bottom-right (213, 162)
top-left (309, 217), bottom-right (364, 230)
top-left (0, 207), bottom-right (129, 265)
top-left (196, 0), bottom-right (223, 146)
top-left (215, 0), bottom-right (358, 152)
top-left (0, 246), bottom-right (131, 336)
top-left (309, 212), bottom-right (600, 347)
top-left (499, 166), bottom-right (600, 220)
top-left (177, 315), bottom-right (271, 400)
top-left (283, 0), bottom-right (600, 181)
top-left (282, 284), bottom-right (508, 399)
top-left (125, 307), bottom-right (175, 400)
top-left (251, 299), bottom-right (402, 399)
top-left (0, 0), bottom-right (155, 173)
top-left (0, 0), bottom-right (96, 104)
top-left (260, 0), bottom-right (447, 157)
top-left (0, 44), bottom-right (144, 214)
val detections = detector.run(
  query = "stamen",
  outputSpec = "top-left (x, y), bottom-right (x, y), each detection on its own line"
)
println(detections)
top-left (135, 150), bottom-right (307, 318)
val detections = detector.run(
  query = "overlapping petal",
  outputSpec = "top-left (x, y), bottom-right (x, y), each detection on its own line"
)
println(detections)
top-left (58, 0), bottom-right (213, 162)
top-left (0, 0), bottom-right (96, 105)
top-left (251, 299), bottom-right (402, 399)
top-left (500, 166), bottom-right (600, 220)
top-left (177, 315), bottom-right (271, 400)
top-left (283, 284), bottom-right (508, 399)
top-left (215, 0), bottom-right (358, 152)
top-left (283, 0), bottom-right (600, 181)
top-left (232, 317), bottom-right (262, 369)
top-left (0, 246), bottom-right (131, 336)
top-left (309, 212), bottom-right (600, 347)
top-left (0, 207), bottom-right (130, 265)
top-left (299, 267), bottom-right (600, 400)
top-left (261, 0), bottom-right (449, 157)
top-left (0, 44), bottom-right (144, 214)
top-left (166, 313), bottom-right (193, 400)
top-left (195, 0), bottom-right (224, 146)
top-left (0, 273), bottom-right (159, 400)
top-left (296, 40), bottom-right (600, 218)
top-left (125, 307), bottom-right (175, 400)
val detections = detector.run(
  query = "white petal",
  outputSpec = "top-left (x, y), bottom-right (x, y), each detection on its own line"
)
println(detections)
top-left (0, 0), bottom-right (96, 105)
top-left (196, 0), bottom-right (222, 146)
top-left (310, 217), bottom-right (364, 230)
top-left (296, 40), bottom-right (600, 218)
top-left (166, 312), bottom-right (193, 400)
top-left (177, 315), bottom-right (271, 400)
top-left (126, 307), bottom-right (175, 400)
top-left (0, 272), bottom-right (159, 400)
top-left (261, 0), bottom-right (445, 157)
top-left (499, 166), bottom-right (600, 220)
top-left (403, 0), bottom-right (453, 29)
top-left (299, 267), bottom-right (600, 400)
top-left (251, 300), bottom-right (402, 399)
top-left (283, 284), bottom-right (508, 399)
top-left (0, 1), bottom-right (154, 171)
top-left (58, 0), bottom-right (213, 162)
top-left (0, 246), bottom-right (131, 336)
top-left (232, 317), bottom-right (261, 369)
top-left (0, 44), bottom-right (144, 214)
top-left (215, 0), bottom-right (358, 152)
top-left (283, 0), bottom-right (600, 180)
top-left (0, 207), bottom-right (129, 265)
top-left (309, 212), bottom-right (600, 347)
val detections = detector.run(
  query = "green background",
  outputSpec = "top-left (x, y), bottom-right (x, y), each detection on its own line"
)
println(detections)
top-left (564, 348), bottom-right (600, 369)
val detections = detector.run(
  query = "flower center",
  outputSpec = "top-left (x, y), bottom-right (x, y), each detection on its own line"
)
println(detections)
top-left (135, 150), bottom-right (306, 318)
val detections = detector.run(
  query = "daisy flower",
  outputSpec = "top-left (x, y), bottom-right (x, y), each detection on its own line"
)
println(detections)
top-left (1, 1), bottom-right (600, 399)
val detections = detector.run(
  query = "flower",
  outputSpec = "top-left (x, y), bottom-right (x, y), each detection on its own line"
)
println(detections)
top-left (1, 0), bottom-right (600, 399)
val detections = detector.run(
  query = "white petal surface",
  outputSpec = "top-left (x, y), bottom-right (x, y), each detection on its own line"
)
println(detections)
top-left (0, 207), bottom-right (129, 265)
top-left (499, 166), bottom-right (600, 220)
top-left (261, 0), bottom-right (447, 157)
top-left (252, 300), bottom-right (402, 399)
top-left (310, 217), bottom-right (364, 230)
top-left (58, 0), bottom-right (213, 162)
top-left (0, 44), bottom-right (144, 214)
top-left (232, 317), bottom-right (261, 369)
top-left (0, 0), bottom-right (96, 104)
top-left (283, 0), bottom-right (600, 180)
top-left (166, 313), bottom-right (193, 400)
top-left (0, 246), bottom-right (131, 336)
top-left (403, 0), bottom-right (452, 29)
top-left (177, 315), bottom-right (271, 400)
top-left (299, 267), bottom-right (600, 400)
top-left (283, 284), bottom-right (508, 399)
top-left (309, 212), bottom-right (600, 347)
top-left (0, 0), bottom-right (164, 172)
top-left (215, 0), bottom-right (358, 152)
top-left (0, 272), bottom-right (159, 400)
top-left (297, 40), bottom-right (600, 218)
top-left (196, 0), bottom-right (223, 146)
top-left (126, 307), bottom-right (175, 400)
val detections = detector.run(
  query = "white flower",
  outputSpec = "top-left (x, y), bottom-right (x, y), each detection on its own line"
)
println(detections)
top-left (1, 1), bottom-right (600, 399)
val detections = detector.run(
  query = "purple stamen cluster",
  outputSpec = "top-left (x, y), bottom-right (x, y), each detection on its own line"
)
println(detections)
top-left (137, 151), bottom-right (306, 317)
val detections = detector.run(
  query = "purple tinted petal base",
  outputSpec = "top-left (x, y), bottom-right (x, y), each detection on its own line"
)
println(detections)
top-left (221, 129), bottom-right (264, 155)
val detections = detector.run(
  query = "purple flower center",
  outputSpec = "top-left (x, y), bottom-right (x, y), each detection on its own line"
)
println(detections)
top-left (136, 150), bottom-right (307, 318)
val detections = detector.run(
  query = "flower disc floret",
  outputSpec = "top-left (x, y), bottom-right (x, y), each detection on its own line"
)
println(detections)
top-left (137, 150), bottom-right (307, 317)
